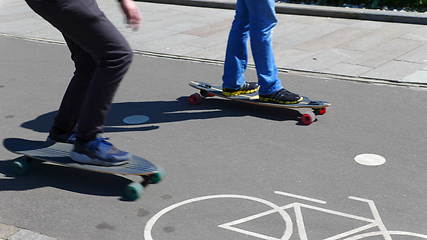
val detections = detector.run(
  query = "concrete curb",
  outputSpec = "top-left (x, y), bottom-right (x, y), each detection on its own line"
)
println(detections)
top-left (138, 0), bottom-right (427, 25)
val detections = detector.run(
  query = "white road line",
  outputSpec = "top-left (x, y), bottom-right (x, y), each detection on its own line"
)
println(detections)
top-left (274, 191), bottom-right (327, 204)
top-left (324, 223), bottom-right (377, 240)
top-left (344, 231), bottom-right (427, 239)
top-left (294, 204), bottom-right (308, 240)
top-left (298, 203), bottom-right (374, 223)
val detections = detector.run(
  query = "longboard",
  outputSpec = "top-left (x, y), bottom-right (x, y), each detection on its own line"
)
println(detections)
top-left (188, 81), bottom-right (331, 125)
top-left (3, 138), bottom-right (164, 200)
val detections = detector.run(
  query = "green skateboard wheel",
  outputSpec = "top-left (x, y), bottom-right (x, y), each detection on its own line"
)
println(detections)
top-left (147, 168), bottom-right (165, 184)
top-left (124, 182), bottom-right (144, 201)
top-left (11, 157), bottom-right (31, 175)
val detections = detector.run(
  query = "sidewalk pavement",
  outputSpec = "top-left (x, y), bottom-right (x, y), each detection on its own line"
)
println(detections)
top-left (1, 0), bottom-right (427, 86)
top-left (0, 223), bottom-right (56, 240)
top-left (142, 0), bottom-right (427, 24)
top-left (0, 0), bottom-right (426, 237)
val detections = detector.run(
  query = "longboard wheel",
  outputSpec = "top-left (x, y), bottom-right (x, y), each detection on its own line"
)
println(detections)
top-left (188, 93), bottom-right (202, 105)
top-left (124, 182), bottom-right (144, 201)
top-left (11, 157), bottom-right (32, 175)
top-left (314, 107), bottom-right (327, 115)
top-left (200, 90), bottom-right (208, 97)
top-left (300, 112), bottom-right (316, 125)
top-left (146, 168), bottom-right (165, 184)
top-left (200, 90), bottom-right (215, 98)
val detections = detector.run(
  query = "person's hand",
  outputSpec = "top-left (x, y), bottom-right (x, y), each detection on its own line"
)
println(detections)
top-left (120, 0), bottom-right (141, 31)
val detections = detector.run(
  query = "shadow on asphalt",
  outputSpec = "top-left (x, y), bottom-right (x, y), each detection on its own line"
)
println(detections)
top-left (0, 157), bottom-right (133, 200)
top-left (1, 98), bottom-right (301, 199)
top-left (20, 97), bottom-right (301, 133)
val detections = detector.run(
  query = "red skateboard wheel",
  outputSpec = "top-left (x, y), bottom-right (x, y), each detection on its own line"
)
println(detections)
top-left (188, 93), bottom-right (202, 105)
top-left (314, 107), bottom-right (327, 115)
top-left (200, 90), bottom-right (215, 98)
top-left (300, 112), bottom-right (316, 125)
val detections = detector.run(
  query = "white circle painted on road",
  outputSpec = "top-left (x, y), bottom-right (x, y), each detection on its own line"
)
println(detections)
top-left (123, 115), bottom-right (149, 125)
top-left (354, 154), bottom-right (386, 166)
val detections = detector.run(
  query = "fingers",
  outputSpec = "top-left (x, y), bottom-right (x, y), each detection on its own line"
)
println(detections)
top-left (120, 0), bottom-right (142, 31)
top-left (128, 9), bottom-right (141, 31)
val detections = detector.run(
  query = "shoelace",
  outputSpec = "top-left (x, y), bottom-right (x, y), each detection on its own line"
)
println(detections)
top-left (242, 83), bottom-right (251, 90)
top-left (244, 83), bottom-right (258, 90)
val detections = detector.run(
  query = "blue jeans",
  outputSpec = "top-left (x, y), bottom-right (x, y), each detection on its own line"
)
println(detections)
top-left (222, 0), bottom-right (282, 95)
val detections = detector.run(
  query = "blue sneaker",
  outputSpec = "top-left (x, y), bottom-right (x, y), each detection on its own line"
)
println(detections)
top-left (70, 138), bottom-right (131, 166)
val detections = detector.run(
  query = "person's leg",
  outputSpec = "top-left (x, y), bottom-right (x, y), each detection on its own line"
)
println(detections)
top-left (245, 0), bottom-right (302, 104)
top-left (48, 36), bottom-right (96, 143)
top-left (222, 0), bottom-right (250, 90)
top-left (26, 0), bottom-right (133, 165)
top-left (244, 0), bottom-right (281, 95)
top-left (26, 0), bottom-right (132, 138)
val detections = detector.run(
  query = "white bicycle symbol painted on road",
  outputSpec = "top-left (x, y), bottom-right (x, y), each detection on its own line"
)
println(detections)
top-left (144, 191), bottom-right (427, 240)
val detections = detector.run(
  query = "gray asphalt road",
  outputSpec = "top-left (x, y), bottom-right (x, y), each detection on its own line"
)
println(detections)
top-left (1, 36), bottom-right (426, 240)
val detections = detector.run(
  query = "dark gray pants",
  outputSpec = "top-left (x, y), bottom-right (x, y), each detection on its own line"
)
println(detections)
top-left (26, 0), bottom-right (133, 142)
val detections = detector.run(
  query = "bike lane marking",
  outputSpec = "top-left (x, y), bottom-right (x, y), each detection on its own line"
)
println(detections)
top-left (144, 194), bottom-right (293, 240)
top-left (274, 191), bottom-right (327, 204)
top-left (144, 193), bottom-right (427, 240)
top-left (345, 231), bottom-right (427, 239)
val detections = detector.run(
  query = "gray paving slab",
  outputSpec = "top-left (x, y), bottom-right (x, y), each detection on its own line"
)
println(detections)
top-left (401, 26), bottom-right (427, 41)
top-left (9, 230), bottom-right (56, 240)
top-left (322, 62), bottom-right (373, 77)
top-left (288, 48), bottom-right (364, 72)
top-left (274, 48), bottom-right (311, 67)
top-left (1, 32), bottom-right (427, 240)
top-left (362, 60), bottom-right (426, 82)
top-left (396, 43), bottom-right (427, 64)
top-left (338, 24), bottom-right (418, 52)
top-left (0, 223), bottom-right (56, 240)
top-left (0, 223), bottom-right (18, 239)
top-left (344, 37), bottom-right (424, 67)
top-left (292, 27), bottom-right (369, 52)
top-left (402, 69), bottom-right (427, 84)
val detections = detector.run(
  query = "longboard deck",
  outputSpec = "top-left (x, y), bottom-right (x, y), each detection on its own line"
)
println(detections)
top-left (189, 81), bottom-right (331, 109)
top-left (3, 138), bottom-right (159, 176)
